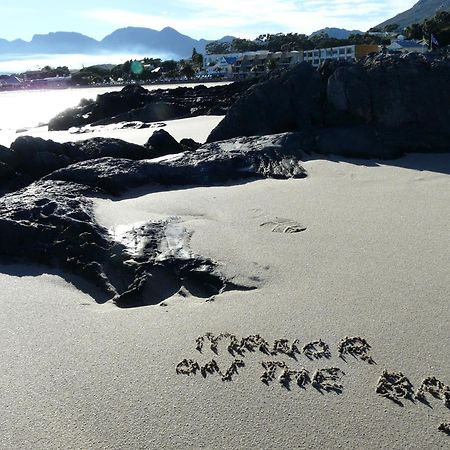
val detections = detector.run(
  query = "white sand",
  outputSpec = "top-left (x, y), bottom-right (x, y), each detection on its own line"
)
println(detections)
top-left (0, 115), bottom-right (224, 148)
top-left (0, 120), bottom-right (449, 448)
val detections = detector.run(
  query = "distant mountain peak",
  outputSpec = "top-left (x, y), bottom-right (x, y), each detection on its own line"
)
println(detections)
top-left (310, 27), bottom-right (364, 39)
top-left (375, 0), bottom-right (450, 30)
top-left (0, 26), bottom-right (236, 60)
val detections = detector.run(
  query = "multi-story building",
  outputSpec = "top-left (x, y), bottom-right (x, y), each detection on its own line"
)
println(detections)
top-left (303, 44), bottom-right (379, 68)
top-left (232, 50), bottom-right (303, 78)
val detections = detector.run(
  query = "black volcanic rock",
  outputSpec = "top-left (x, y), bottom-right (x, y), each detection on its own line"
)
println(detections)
top-left (44, 133), bottom-right (308, 195)
top-left (208, 54), bottom-right (450, 158)
top-left (0, 180), bottom-right (251, 307)
top-left (0, 136), bottom-right (153, 193)
top-left (0, 133), bottom-right (308, 307)
top-left (180, 138), bottom-right (202, 151)
top-left (207, 63), bottom-right (323, 142)
top-left (144, 129), bottom-right (184, 157)
top-left (48, 79), bottom-right (260, 131)
top-left (90, 102), bottom-right (190, 126)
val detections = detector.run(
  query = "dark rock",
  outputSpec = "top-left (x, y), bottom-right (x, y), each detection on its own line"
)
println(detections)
top-left (180, 138), bottom-right (202, 151)
top-left (48, 78), bottom-right (261, 131)
top-left (0, 132), bottom-right (306, 307)
top-left (9, 137), bottom-right (72, 178)
top-left (90, 102), bottom-right (190, 126)
top-left (208, 54), bottom-right (450, 157)
top-left (144, 129), bottom-right (183, 158)
top-left (48, 84), bottom-right (152, 130)
top-left (0, 180), bottom-right (252, 307)
top-left (0, 136), bottom-right (154, 193)
top-left (0, 144), bottom-right (12, 165)
top-left (44, 133), bottom-right (309, 195)
top-left (207, 63), bottom-right (323, 142)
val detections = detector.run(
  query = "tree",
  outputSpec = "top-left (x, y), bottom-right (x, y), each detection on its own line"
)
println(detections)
top-left (423, 11), bottom-right (450, 47)
top-left (160, 60), bottom-right (178, 73)
top-left (205, 41), bottom-right (231, 54)
top-left (384, 24), bottom-right (400, 33)
top-left (180, 61), bottom-right (195, 79)
top-left (405, 23), bottom-right (423, 40)
top-left (230, 38), bottom-right (263, 53)
top-left (266, 58), bottom-right (277, 72)
top-left (257, 33), bottom-right (311, 52)
top-left (192, 48), bottom-right (204, 68)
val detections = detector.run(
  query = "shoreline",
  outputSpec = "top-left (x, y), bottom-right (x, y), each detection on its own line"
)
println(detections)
top-left (0, 78), bottom-right (231, 94)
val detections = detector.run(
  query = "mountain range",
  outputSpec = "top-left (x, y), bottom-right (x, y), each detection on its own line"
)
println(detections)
top-left (376, 0), bottom-right (450, 30)
top-left (1, 1), bottom-right (448, 60)
top-left (0, 27), bottom-right (234, 59)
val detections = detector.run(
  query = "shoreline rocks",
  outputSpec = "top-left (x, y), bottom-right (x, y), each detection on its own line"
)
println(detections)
top-left (48, 79), bottom-right (260, 131)
top-left (207, 53), bottom-right (450, 158)
top-left (0, 133), bottom-right (307, 306)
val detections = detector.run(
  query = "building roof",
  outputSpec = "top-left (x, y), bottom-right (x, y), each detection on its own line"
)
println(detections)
top-left (223, 56), bottom-right (238, 64)
top-left (0, 75), bottom-right (22, 85)
top-left (391, 40), bottom-right (427, 48)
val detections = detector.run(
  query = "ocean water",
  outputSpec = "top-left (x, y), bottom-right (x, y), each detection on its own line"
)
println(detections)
top-left (0, 82), bottom-right (228, 131)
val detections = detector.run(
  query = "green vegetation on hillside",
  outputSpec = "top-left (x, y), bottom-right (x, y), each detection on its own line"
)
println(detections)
top-left (403, 11), bottom-right (450, 47)
top-left (204, 33), bottom-right (388, 55)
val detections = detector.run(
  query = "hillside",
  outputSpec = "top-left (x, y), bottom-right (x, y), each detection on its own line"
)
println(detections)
top-left (376, 0), bottom-right (450, 30)
top-left (0, 27), bottom-right (234, 59)
top-left (310, 28), bottom-right (363, 39)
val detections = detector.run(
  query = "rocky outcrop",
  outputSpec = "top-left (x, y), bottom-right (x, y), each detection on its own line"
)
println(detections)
top-left (48, 79), bottom-right (260, 131)
top-left (208, 63), bottom-right (323, 142)
top-left (44, 133), bottom-right (308, 195)
top-left (0, 180), bottom-right (253, 307)
top-left (208, 54), bottom-right (450, 158)
top-left (0, 133), bottom-right (307, 306)
top-left (0, 136), bottom-right (158, 193)
top-left (144, 129), bottom-right (184, 157)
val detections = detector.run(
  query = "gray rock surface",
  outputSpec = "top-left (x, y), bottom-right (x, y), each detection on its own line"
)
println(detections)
top-left (0, 136), bottom-right (154, 193)
top-left (45, 133), bottom-right (308, 195)
top-left (208, 54), bottom-right (450, 158)
top-left (0, 180), bottom-right (252, 307)
top-left (0, 133), bottom-right (307, 306)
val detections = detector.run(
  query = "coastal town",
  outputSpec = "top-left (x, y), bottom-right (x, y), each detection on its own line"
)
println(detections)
top-left (0, 18), bottom-right (447, 91)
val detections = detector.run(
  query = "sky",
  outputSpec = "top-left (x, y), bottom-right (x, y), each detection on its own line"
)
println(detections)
top-left (1, 0), bottom-right (415, 41)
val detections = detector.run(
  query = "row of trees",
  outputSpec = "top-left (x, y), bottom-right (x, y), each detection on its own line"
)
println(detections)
top-left (205, 12), bottom-right (450, 56)
top-left (404, 11), bottom-right (450, 47)
top-left (71, 53), bottom-right (203, 86)
top-left (205, 32), bottom-right (389, 55)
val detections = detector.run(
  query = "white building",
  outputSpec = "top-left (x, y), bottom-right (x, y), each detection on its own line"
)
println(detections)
top-left (387, 40), bottom-right (428, 54)
top-left (303, 44), bottom-right (379, 68)
top-left (203, 52), bottom-right (243, 68)
top-left (206, 56), bottom-right (239, 77)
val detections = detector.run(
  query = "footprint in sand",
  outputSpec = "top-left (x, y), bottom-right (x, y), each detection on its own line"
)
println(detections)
top-left (260, 217), bottom-right (307, 234)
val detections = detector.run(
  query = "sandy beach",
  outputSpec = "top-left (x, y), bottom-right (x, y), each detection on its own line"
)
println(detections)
top-left (0, 111), bottom-right (449, 448)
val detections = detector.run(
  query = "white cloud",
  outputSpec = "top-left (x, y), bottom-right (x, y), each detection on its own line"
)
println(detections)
top-left (84, 0), bottom-right (417, 38)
